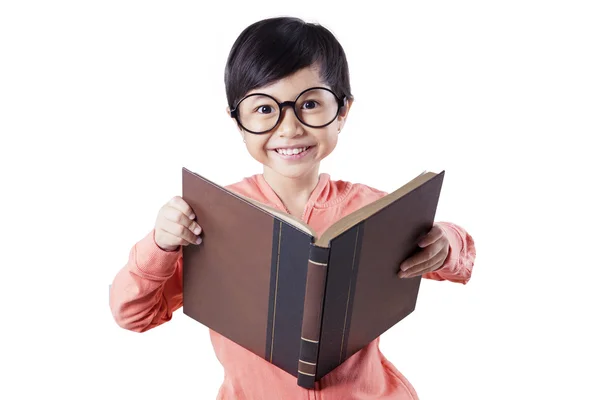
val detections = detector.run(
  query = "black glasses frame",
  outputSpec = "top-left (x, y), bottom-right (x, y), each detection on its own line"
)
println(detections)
top-left (229, 86), bottom-right (348, 134)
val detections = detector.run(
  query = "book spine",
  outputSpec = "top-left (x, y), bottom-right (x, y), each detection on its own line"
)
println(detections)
top-left (297, 244), bottom-right (330, 389)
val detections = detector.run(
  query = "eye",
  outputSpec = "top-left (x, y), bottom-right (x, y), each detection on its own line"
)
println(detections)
top-left (302, 100), bottom-right (319, 110)
top-left (256, 105), bottom-right (275, 114)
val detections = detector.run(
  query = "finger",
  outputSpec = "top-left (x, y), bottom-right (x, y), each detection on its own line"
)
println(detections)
top-left (158, 228), bottom-right (199, 248)
top-left (163, 206), bottom-right (202, 235)
top-left (161, 219), bottom-right (201, 245)
top-left (414, 247), bottom-right (447, 271)
top-left (418, 225), bottom-right (443, 248)
top-left (405, 257), bottom-right (445, 278)
top-left (169, 196), bottom-right (196, 220)
top-left (399, 242), bottom-right (442, 272)
top-left (400, 250), bottom-right (447, 278)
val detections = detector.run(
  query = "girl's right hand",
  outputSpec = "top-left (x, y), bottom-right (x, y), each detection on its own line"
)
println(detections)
top-left (154, 196), bottom-right (202, 252)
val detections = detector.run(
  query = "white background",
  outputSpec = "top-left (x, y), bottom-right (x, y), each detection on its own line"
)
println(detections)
top-left (1, 1), bottom-right (599, 399)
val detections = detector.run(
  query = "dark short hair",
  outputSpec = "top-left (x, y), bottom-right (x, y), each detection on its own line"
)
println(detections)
top-left (224, 17), bottom-right (352, 109)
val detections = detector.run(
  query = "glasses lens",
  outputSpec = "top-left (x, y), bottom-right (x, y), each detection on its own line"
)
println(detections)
top-left (295, 89), bottom-right (339, 127)
top-left (237, 95), bottom-right (279, 133)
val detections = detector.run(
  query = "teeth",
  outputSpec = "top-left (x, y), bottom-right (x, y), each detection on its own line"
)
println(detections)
top-left (276, 147), bottom-right (308, 155)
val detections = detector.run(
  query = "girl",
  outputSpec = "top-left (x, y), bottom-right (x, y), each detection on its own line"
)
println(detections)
top-left (109, 16), bottom-right (476, 400)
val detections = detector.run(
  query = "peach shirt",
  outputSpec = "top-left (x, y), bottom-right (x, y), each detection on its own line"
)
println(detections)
top-left (109, 173), bottom-right (476, 399)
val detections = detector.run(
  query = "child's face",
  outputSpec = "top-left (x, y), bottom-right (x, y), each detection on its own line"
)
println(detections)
top-left (230, 65), bottom-right (352, 180)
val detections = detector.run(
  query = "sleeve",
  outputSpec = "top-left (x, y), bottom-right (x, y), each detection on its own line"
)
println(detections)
top-left (422, 221), bottom-right (476, 285)
top-left (362, 186), bottom-right (475, 285)
top-left (108, 229), bottom-right (184, 332)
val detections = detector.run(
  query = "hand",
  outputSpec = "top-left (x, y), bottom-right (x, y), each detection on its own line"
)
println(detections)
top-left (154, 196), bottom-right (203, 252)
top-left (398, 223), bottom-right (449, 279)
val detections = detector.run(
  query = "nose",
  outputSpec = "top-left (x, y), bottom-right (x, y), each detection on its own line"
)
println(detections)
top-left (275, 106), bottom-right (303, 138)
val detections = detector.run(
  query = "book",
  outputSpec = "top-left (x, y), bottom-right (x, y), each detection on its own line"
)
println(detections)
top-left (181, 167), bottom-right (445, 389)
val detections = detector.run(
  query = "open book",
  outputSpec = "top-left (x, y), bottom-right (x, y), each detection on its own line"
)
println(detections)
top-left (181, 167), bottom-right (445, 388)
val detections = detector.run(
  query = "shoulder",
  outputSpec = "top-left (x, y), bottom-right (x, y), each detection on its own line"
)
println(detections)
top-left (350, 181), bottom-right (388, 198)
top-left (224, 175), bottom-right (260, 196)
top-left (223, 174), bottom-right (272, 204)
top-left (317, 175), bottom-right (388, 208)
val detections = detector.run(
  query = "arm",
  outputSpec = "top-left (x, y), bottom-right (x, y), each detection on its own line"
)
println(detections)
top-left (109, 229), bottom-right (184, 332)
top-left (422, 221), bottom-right (476, 284)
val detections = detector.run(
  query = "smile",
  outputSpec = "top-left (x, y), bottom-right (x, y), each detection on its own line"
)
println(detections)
top-left (275, 146), bottom-right (310, 155)
top-left (273, 146), bottom-right (314, 159)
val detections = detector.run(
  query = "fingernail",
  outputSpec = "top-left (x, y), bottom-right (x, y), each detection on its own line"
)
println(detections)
top-left (196, 237), bottom-right (202, 244)
top-left (189, 214), bottom-right (195, 220)
top-left (193, 226), bottom-right (201, 235)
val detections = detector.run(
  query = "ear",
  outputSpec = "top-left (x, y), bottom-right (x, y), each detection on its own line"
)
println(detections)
top-left (227, 106), bottom-right (247, 142)
top-left (337, 97), bottom-right (354, 131)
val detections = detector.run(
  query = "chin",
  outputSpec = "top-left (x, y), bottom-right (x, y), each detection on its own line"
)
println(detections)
top-left (266, 162), bottom-right (321, 180)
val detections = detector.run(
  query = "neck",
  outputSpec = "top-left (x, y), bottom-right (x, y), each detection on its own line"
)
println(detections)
top-left (262, 164), bottom-right (321, 215)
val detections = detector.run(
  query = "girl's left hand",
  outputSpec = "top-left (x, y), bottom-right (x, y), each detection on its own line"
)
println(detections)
top-left (398, 223), bottom-right (449, 279)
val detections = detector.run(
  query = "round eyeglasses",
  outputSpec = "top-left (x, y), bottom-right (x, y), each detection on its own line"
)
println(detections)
top-left (229, 87), bottom-right (348, 134)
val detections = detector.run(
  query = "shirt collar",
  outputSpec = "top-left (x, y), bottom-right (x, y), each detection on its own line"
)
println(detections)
top-left (256, 173), bottom-right (331, 214)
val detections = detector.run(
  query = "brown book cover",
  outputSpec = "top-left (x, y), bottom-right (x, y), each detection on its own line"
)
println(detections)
top-left (181, 167), bottom-right (445, 388)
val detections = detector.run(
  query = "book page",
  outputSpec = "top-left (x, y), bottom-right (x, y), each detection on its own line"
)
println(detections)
top-left (183, 168), bottom-right (316, 237)
top-left (238, 195), bottom-right (316, 237)
top-left (315, 171), bottom-right (439, 247)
